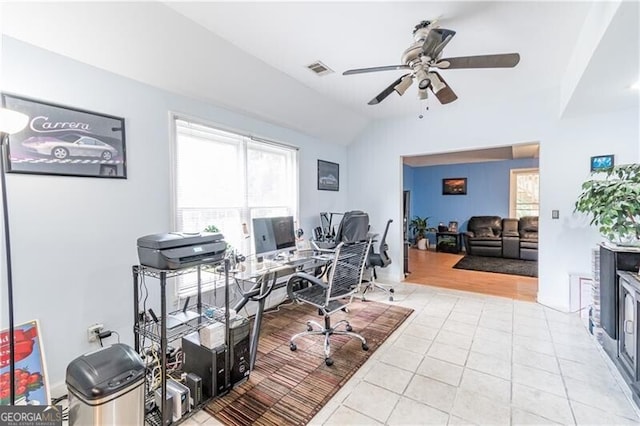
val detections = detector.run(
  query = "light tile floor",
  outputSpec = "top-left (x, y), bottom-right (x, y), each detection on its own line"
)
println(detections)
top-left (183, 281), bottom-right (640, 425)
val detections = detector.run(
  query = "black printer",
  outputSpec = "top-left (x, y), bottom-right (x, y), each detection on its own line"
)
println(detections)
top-left (137, 232), bottom-right (227, 270)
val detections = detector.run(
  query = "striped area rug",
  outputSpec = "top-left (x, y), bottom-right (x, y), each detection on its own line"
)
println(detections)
top-left (205, 300), bottom-right (413, 425)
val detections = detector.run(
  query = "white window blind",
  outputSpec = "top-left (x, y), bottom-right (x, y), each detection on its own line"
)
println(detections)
top-left (509, 168), bottom-right (540, 218)
top-left (173, 118), bottom-right (298, 295)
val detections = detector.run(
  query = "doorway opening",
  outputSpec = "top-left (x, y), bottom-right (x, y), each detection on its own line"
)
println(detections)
top-left (401, 143), bottom-right (539, 301)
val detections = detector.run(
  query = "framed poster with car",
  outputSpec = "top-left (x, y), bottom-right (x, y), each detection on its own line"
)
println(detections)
top-left (318, 160), bottom-right (339, 191)
top-left (1, 94), bottom-right (126, 178)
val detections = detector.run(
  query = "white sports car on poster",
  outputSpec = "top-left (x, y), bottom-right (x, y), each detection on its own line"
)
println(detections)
top-left (21, 134), bottom-right (118, 160)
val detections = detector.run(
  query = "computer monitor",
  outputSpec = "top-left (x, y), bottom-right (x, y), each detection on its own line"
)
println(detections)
top-left (252, 216), bottom-right (296, 259)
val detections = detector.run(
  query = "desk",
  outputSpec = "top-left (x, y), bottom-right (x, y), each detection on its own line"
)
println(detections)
top-left (231, 253), bottom-right (332, 369)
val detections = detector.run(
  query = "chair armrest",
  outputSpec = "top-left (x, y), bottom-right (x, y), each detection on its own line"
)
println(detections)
top-left (286, 271), bottom-right (327, 302)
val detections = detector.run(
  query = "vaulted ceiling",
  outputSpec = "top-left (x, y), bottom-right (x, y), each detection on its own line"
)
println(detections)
top-left (2, 1), bottom-right (638, 144)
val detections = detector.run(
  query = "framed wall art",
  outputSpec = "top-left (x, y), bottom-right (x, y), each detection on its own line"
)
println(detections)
top-left (442, 178), bottom-right (467, 195)
top-left (1, 93), bottom-right (127, 178)
top-left (0, 320), bottom-right (51, 405)
top-left (590, 154), bottom-right (614, 172)
top-left (318, 160), bottom-right (339, 191)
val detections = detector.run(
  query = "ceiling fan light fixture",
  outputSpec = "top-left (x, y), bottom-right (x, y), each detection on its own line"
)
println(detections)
top-left (418, 88), bottom-right (429, 100)
top-left (414, 68), bottom-right (430, 90)
top-left (427, 72), bottom-right (446, 93)
top-left (394, 75), bottom-right (413, 95)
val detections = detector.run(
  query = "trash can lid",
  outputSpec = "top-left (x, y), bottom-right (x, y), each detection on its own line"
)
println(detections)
top-left (66, 344), bottom-right (145, 400)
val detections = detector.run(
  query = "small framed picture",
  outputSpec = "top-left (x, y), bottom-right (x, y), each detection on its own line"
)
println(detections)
top-left (448, 221), bottom-right (458, 232)
top-left (1, 93), bottom-right (126, 179)
top-left (590, 154), bottom-right (614, 172)
top-left (318, 160), bottom-right (339, 191)
top-left (442, 178), bottom-right (467, 195)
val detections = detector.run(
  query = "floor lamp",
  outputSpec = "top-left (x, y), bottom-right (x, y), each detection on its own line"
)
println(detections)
top-left (0, 107), bottom-right (29, 405)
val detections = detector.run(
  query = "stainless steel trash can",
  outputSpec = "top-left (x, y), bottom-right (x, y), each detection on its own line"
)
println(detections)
top-left (66, 344), bottom-right (145, 426)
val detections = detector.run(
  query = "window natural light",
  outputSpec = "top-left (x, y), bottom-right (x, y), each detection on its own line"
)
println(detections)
top-left (172, 118), bottom-right (298, 295)
top-left (509, 168), bottom-right (539, 218)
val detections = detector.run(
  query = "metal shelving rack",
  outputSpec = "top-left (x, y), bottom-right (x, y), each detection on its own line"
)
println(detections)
top-left (132, 259), bottom-right (231, 426)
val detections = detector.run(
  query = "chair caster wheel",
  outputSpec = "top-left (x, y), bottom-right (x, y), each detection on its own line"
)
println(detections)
top-left (389, 296), bottom-right (394, 301)
top-left (325, 358), bottom-right (334, 366)
top-left (307, 325), bottom-right (313, 332)
top-left (389, 288), bottom-right (395, 293)
top-left (346, 325), bottom-right (353, 332)
top-left (290, 343), bottom-right (297, 351)
top-left (362, 343), bottom-right (369, 351)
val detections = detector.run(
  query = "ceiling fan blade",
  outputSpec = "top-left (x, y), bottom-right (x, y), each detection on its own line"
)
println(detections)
top-left (343, 65), bottom-right (410, 75)
top-left (429, 71), bottom-right (458, 104)
top-left (422, 28), bottom-right (456, 59)
top-left (368, 74), bottom-right (410, 105)
top-left (436, 53), bottom-right (520, 69)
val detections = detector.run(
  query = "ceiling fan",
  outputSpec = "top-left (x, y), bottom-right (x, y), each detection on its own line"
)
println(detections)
top-left (343, 20), bottom-right (520, 105)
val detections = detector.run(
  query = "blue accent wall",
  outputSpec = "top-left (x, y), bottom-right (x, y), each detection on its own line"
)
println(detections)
top-left (405, 158), bottom-right (538, 241)
top-left (403, 164), bottom-right (414, 191)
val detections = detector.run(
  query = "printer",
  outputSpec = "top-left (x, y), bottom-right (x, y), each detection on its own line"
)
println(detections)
top-left (137, 232), bottom-right (227, 270)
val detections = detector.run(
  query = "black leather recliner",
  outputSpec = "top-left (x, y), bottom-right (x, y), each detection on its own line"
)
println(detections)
top-left (519, 216), bottom-right (539, 261)
top-left (463, 216), bottom-right (503, 257)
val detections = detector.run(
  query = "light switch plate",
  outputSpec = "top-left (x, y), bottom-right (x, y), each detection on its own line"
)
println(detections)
top-left (552, 210), bottom-right (559, 219)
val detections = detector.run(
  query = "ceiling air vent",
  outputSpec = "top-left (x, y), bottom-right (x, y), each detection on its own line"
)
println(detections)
top-left (307, 61), bottom-right (334, 76)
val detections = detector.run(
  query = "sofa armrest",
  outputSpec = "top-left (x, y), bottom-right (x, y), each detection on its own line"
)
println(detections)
top-left (464, 231), bottom-right (475, 238)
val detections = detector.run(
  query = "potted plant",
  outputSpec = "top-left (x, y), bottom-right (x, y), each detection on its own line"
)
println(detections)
top-left (409, 216), bottom-right (430, 250)
top-left (574, 163), bottom-right (640, 246)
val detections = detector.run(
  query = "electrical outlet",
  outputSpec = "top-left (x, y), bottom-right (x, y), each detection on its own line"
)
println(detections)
top-left (87, 324), bottom-right (104, 342)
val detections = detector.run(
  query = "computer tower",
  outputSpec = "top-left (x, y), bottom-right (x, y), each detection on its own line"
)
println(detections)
top-left (182, 332), bottom-right (226, 398)
top-left (229, 316), bottom-right (250, 386)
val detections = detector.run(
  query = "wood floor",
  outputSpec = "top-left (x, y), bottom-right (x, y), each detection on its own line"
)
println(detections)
top-left (404, 247), bottom-right (538, 302)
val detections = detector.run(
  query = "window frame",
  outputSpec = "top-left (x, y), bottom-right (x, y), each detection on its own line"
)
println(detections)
top-left (169, 112), bottom-right (299, 296)
top-left (509, 167), bottom-right (540, 218)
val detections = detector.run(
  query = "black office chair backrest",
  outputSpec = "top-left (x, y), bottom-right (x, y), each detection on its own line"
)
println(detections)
top-left (368, 219), bottom-right (393, 269)
top-left (378, 219), bottom-right (393, 267)
top-left (334, 211), bottom-right (369, 243)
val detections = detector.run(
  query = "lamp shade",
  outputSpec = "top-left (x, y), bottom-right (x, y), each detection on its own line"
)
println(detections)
top-left (0, 108), bottom-right (29, 134)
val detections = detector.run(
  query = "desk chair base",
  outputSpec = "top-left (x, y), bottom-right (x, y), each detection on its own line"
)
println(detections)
top-left (362, 281), bottom-right (395, 302)
top-left (289, 316), bottom-right (368, 366)
top-left (361, 269), bottom-right (395, 302)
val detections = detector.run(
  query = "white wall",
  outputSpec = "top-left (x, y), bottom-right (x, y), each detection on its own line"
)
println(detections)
top-left (347, 90), bottom-right (639, 311)
top-left (0, 37), bottom-right (349, 386)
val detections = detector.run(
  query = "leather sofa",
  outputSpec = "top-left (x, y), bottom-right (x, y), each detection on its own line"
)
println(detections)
top-left (463, 215), bottom-right (538, 260)
top-left (518, 216), bottom-right (539, 261)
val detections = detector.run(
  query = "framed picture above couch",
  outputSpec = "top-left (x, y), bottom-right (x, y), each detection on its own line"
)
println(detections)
top-left (442, 178), bottom-right (467, 195)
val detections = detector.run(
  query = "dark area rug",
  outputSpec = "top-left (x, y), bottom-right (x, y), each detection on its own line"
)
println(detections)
top-left (453, 255), bottom-right (538, 277)
top-left (205, 300), bottom-right (413, 425)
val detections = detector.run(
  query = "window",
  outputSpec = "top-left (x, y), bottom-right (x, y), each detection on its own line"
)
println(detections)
top-left (509, 168), bottom-right (539, 218)
top-left (172, 117), bottom-right (298, 295)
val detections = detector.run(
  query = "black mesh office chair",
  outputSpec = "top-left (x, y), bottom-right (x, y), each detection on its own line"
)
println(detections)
top-left (312, 210), bottom-right (369, 251)
top-left (287, 238), bottom-right (372, 366)
top-left (362, 219), bottom-right (394, 301)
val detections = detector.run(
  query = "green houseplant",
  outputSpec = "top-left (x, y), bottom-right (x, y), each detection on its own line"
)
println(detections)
top-left (575, 163), bottom-right (640, 245)
top-left (409, 216), bottom-right (430, 250)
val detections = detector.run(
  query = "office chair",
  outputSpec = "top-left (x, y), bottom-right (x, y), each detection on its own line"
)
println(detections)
top-left (311, 210), bottom-right (369, 251)
top-left (362, 219), bottom-right (394, 301)
top-left (287, 238), bottom-right (372, 366)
